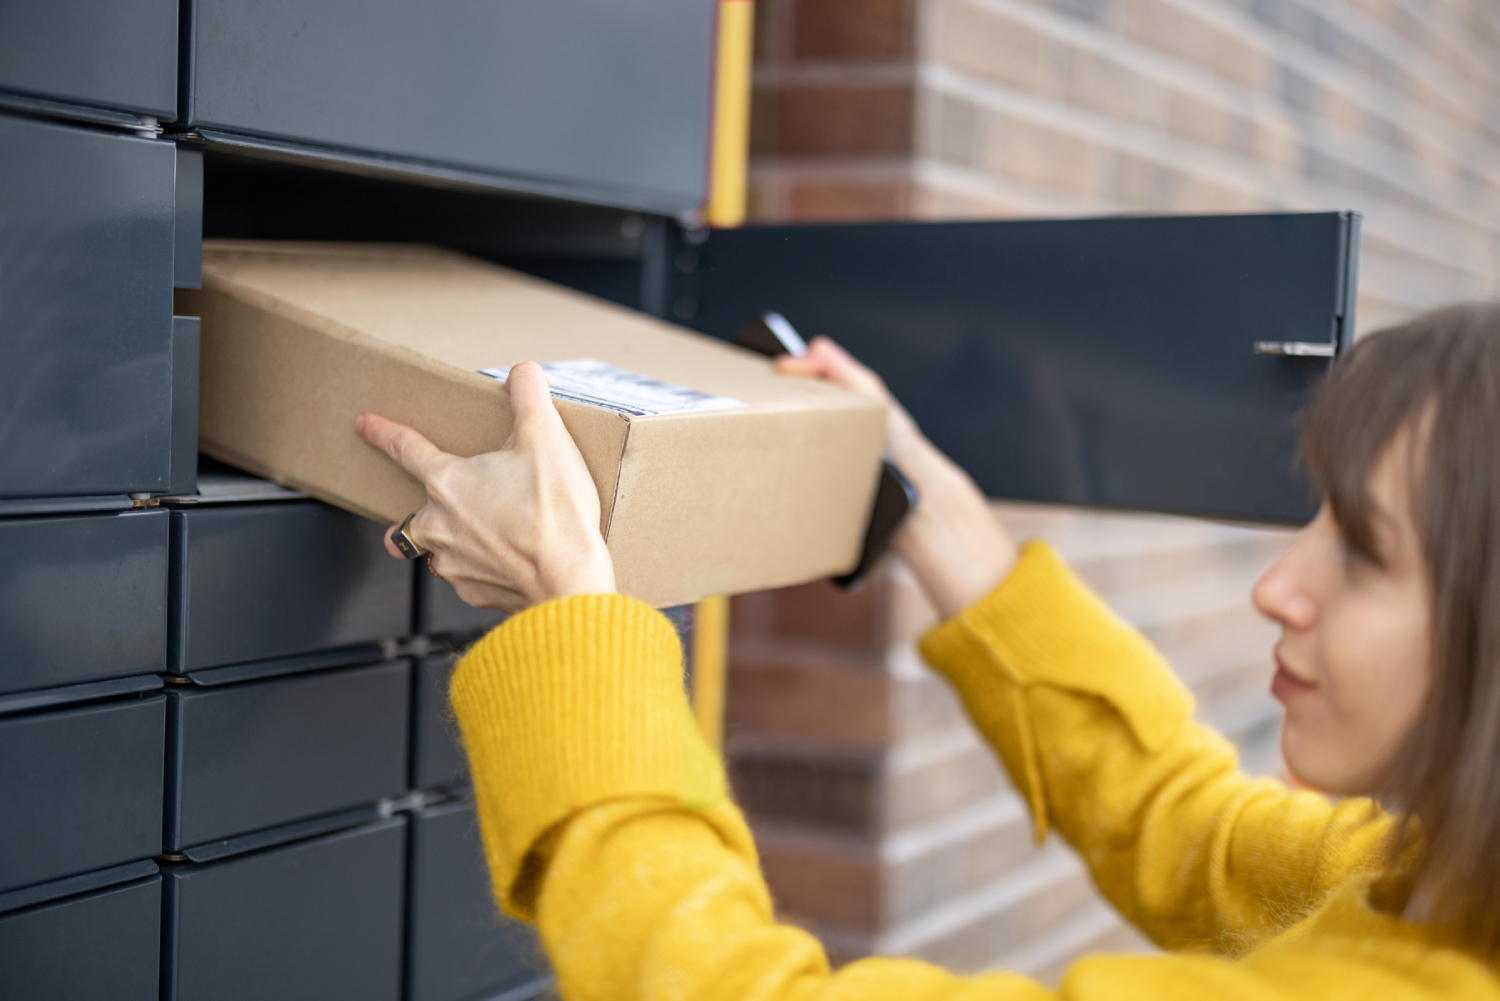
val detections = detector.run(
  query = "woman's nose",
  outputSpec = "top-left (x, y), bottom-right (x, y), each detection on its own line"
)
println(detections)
top-left (1252, 538), bottom-right (1319, 630)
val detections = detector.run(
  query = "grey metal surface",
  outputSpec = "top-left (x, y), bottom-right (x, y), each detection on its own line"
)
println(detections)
top-left (0, 114), bottom-right (176, 497)
top-left (408, 801), bottom-right (549, 1001)
top-left (168, 317), bottom-right (201, 496)
top-left (0, 874), bottom-right (161, 1001)
top-left (183, 0), bottom-right (715, 213)
top-left (169, 502), bottom-right (413, 672)
top-left (412, 654), bottom-right (468, 792)
top-left (419, 566), bottom-right (509, 638)
top-left (0, 675), bottom-right (162, 719)
top-left (0, 0), bottom-right (177, 119)
top-left (174, 146), bottom-right (204, 287)
top-left (0, 509), bottom-right (167, 696)
top-left (0, 859), bottom-right (158, 914)
top-left (0, 694), bottom-right (165, 893)
top-left (165, 659), bottom-right (410, 850)
top-left (678, 213), bottom-right (1360, 526)
top-left (164, 817), bottom-right (407, 1001)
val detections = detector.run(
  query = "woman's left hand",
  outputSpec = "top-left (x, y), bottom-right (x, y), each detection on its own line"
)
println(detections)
top-left (356, 361), bottom-right (617, 613)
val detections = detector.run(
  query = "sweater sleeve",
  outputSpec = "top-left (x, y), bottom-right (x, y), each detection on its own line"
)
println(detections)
top-left (918, 541), bottom-right (1393, 954)
top-left (449, 590), bottom-right (1458, 1001)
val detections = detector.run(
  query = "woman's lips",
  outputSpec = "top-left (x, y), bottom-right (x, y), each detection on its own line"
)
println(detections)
top-left (1271, 654), bottom-right (1317, 703)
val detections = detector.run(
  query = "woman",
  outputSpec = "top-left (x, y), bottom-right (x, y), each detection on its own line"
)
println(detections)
top-left (356, 301), bottom-right (1500, 998)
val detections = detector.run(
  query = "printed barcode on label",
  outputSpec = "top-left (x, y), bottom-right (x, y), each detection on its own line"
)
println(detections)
top-left (479, 359), bottom-right (746, 417)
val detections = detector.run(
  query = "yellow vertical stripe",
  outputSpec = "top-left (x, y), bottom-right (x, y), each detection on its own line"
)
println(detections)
top-left (691, 595), bottom-right (730, 751)
top-left (705, 0), bottom-right (755, 228)
top-left (693, 2), bottom-right (754, 751)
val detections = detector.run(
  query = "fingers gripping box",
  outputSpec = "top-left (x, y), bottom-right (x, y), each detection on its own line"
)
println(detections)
top-left (177, 241), bottom-right (887, 607)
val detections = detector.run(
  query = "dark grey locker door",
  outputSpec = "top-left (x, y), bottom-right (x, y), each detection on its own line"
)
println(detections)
top-left (0, 509), bottom-right (167, 696)
top-left (0, 695), bottom-right (165, 893)
top-left (183, 0), bottom-right (715, 212)
top-left (0, 114), bottom-right (175, 497)
top-left (164, 817), bottom-right (406, 1001)
top-left (166, 660), bottom-right (410, 850)
top-left (676, 212), bottom-right (1360, 526)
top-left (0, 875), bottom-right (161, 1001)
top-left (170, 503), bottom-right (413, 671)
top-left (0, 0), bottom-right (178, 119)
top-left (408, 801), bottom-right (549, 1001)
top-left (418, 563), bottom-right (508, 638)
top-left (412, 654), bottom-right (468, 792)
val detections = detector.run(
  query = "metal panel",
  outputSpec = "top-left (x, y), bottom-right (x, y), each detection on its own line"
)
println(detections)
top-left (168, 317), bottom-right (201, 496)
top-left (0, 875), bottom-right (161, 1001)
top-left (166, 660), bottom-right (410, 849)
top-left (0, 114), bottom-right (175, 497)
top-left (164, 817), bottom-right (406, 1001)
top-left (419, 566), bottom-right (508, 639)
top-left (678, 213), bottom-right (1360, 526)
top-left (0, 509), bottom-right (168, 695)
top-left (0, 0), bottom-right (177, 119)
top-left (183, 0), bottom-right (715, 212)
top-left (408, 801), bottom-right (549, 1001)
top-left (174, 146), bottom-right (204, 288)
top-left (0, 695), bottom-right (165, 893)
top-left (412, 654), bottom-right (468, 792)
top-left (170, 502), bottom-right (413, 672)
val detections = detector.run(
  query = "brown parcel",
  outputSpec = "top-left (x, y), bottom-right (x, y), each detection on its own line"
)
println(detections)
top-left (177, 240), bottom-right (888, 608)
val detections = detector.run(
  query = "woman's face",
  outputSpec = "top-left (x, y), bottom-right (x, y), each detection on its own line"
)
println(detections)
top-left (1251, 435), bottom-right (1433, 796)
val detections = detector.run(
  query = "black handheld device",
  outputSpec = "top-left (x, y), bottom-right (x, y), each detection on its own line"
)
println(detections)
top-left (734, 313), bottom-right (918, 589)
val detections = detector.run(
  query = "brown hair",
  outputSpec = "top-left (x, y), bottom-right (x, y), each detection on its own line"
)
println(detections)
top-left (1304, 300), bottom-right (1500, 959)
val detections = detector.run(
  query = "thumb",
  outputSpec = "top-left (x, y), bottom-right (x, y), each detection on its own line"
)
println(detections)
top-left (505, 362), bottom-right (566, 443)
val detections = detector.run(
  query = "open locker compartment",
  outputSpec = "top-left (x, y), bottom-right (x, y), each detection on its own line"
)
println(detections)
top-left (669, 212), bottom-right (1359, 527)
top-left (201, 154), bottom-right (1357, 530)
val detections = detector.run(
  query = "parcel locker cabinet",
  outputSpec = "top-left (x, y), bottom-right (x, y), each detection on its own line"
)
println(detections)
top-left (181, 0), bottom-right (716, 213)
top-left (0, 509), bottom-right (167, 695)
top-left (169, 502), bottom-right (413, 672)
top-left (677, 212), bottom-right (1360, 526)
top-left (0, 0), bottom-right (177, 122)
top-left (165, 659), bottom-right (410, 850)
top-left (418, 563), bottom-right (509, 639)
top-left (0, 874), bottom-right (161, 1001)
top-left (413, 654), bottom-right (469, 792)
top-left (163, 817), bottom-right (407, 1001)
top-left (0, 114), bottom-right (178, 497)
top-left (409, 801), bottom-right (550, 1001)
top-left (0, 694), bottom-right (165, 893)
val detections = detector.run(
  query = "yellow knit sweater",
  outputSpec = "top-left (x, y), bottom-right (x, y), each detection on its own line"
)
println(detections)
top-left (450, 542), bottom-right (1499, 999)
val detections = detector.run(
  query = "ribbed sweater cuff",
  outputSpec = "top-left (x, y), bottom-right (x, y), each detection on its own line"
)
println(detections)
top-left (450, 593), bottom-right (726, 916)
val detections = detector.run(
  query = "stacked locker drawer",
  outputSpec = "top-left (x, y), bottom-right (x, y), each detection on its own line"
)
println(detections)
top-left (4, 1), bottom-right (716, 996)
top-left (1, 7), bottom-right (189, 990)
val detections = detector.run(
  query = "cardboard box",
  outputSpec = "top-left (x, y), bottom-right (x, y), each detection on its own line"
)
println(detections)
top-left (177, 241), bottom-right (887, 607)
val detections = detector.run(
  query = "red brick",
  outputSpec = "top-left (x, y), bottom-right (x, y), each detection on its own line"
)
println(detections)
top-left (759, 840), bottom-right (882, 928)
top-left (727, 654), bottom-right (894, 748)
top-left (789, 177), bottom-right (912, 219)
top-left (794, 0), bottom-right (917, 60)
top-left (760, 573), bottom-right (893, 652)
top-left (752, 83), bottom-right (915, 157)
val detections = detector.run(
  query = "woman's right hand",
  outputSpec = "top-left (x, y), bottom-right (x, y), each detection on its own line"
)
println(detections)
top-left (776, 338), bottom-right (1019, 620)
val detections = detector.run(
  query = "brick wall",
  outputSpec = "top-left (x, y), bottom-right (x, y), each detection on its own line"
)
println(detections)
top-left (750, 0), bottom-right (1500, 329)
top-left (731, 0), bottom-right (1500, 979)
